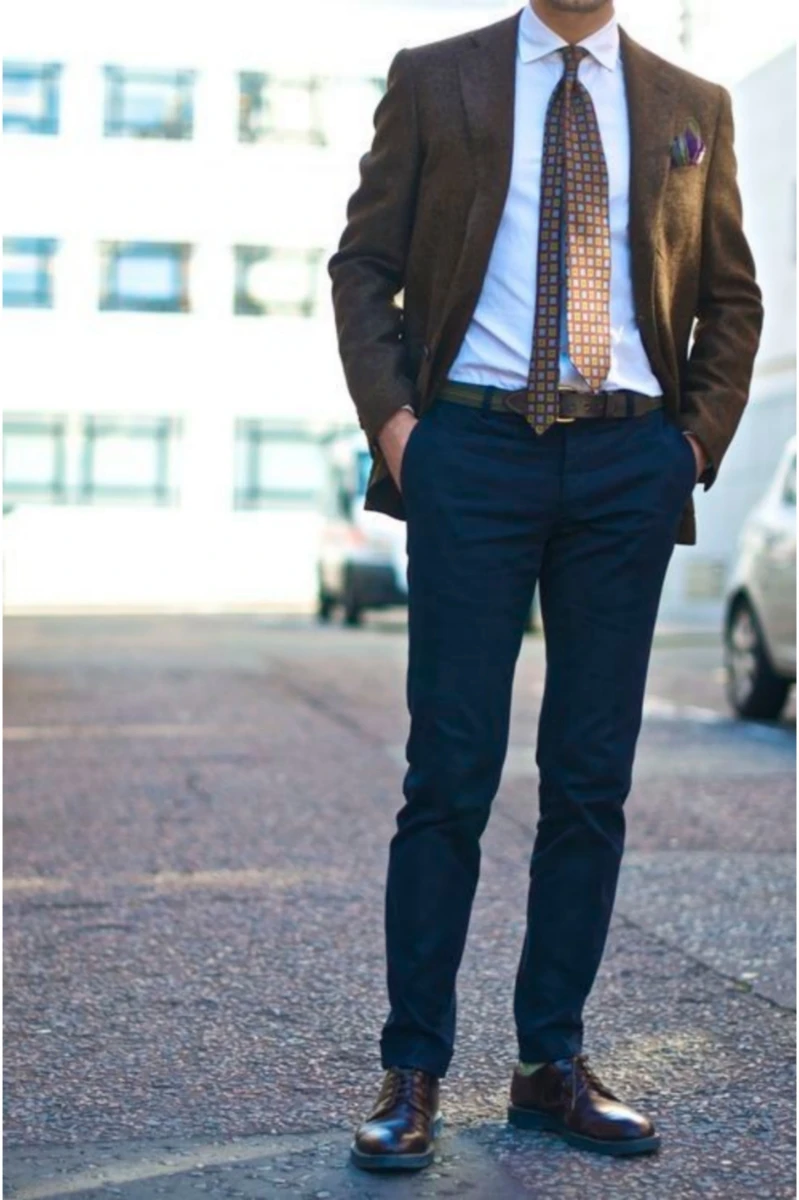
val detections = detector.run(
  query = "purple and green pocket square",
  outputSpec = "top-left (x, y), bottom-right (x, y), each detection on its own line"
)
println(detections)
top-left (670, 119), bottom-right (706, 167)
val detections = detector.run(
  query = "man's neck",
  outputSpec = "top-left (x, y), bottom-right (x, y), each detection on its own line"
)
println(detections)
top-left (530, 0), bottom-right (615, 43)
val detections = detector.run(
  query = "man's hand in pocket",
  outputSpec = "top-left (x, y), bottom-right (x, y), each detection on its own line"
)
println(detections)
top-left (376, 408), bottom-right (419, 492)
top-left (683, 431), bottom-right (709, 482)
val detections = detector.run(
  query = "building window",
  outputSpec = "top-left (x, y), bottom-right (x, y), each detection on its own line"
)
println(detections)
top-left (239, 74), bottom-right (323, 145)
top-left (3, 62), bottom-right (61, 134)
top-left (234, 246), bottom-right (323, 317)
top-left (103, 67), bottom-right (194, 139)
top-left (234, 422), bottom-right (325, 508)
top-left (81, 416), bottom-right (180, 504)
top-left (238, 73), bottom-right (384, 147)
top-left (99, 241), bottom-right (191, 313)
top-left (3, 238), bottom-right (58, 308)
top-left (3, 415), bottom-right (68, 504)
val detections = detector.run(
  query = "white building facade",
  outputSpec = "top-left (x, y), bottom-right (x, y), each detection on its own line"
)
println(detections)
top-left (3, 0), bottom-right (516, 611)
top-left (3, 1), bottom-right (792, 620)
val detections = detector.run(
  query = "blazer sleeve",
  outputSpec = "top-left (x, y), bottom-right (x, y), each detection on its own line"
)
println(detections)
top-left (679, 85), bottom-right (764, 491)
top-left (327, 49), bottom-right (423, 448)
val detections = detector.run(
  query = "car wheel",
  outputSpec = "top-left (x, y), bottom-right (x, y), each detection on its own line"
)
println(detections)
top-left (317, 589), bottom-right (334, 623)
top-left (343, 572), bottom-right (363, 627)
top-left (316, 570), bottom-right (335, 622)
top-left (724, 597), bottom-right (791, 720)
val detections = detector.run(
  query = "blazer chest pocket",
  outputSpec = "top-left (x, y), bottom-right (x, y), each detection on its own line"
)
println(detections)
top-left (663, 160), bottom-right (706, 216)
top-left (660, 170), bottom-right (706, 262)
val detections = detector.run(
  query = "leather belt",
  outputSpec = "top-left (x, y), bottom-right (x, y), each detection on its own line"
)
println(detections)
top-left (437, 380), bottom-right (663, 421)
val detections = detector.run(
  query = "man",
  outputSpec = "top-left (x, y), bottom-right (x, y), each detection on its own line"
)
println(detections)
top-left (329, 0), bottom-right (762, 1171)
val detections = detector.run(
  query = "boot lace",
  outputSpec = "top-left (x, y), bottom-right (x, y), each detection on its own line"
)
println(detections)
top-left (383, 1067), bottom-right (434, 1116)
top-left (569, 1055), bottom-right (617, 1108)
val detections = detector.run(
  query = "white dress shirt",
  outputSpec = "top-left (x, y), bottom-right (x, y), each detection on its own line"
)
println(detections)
top-left (447, 4), bottom-right (662, 396)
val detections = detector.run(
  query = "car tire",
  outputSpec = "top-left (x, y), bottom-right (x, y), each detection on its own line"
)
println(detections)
top-left (343, 571), bottom-right (363, 627)
top-left (317, 590), bottom-right (334, 623)
top-left (724, 596), bottom-right (791, 720)
top-left (316, 570), bottom-right (335, 622)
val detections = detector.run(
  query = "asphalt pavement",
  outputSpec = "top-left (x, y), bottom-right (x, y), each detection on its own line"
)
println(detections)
top-left (3, 614), bottom-right (796, 1199)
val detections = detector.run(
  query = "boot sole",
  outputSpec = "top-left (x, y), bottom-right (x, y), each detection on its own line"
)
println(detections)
top-left (349, 1114), bottom-right (443, 1172)
top-left (507, 1105), bottom-right (660, 1157)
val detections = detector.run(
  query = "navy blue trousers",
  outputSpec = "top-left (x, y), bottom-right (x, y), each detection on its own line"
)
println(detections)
top-left (380, 394), bottom-right (697, 1077)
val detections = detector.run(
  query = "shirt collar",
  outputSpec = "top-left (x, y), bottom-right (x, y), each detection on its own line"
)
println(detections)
top-left (518, 3), bottom-right (620, 72)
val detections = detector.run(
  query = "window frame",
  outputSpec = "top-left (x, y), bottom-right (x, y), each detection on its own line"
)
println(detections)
top-left (238, 72), bottom-right (324, 146)
top-left (79, 415), bottom-right (180, 505)
top-left (3, 237), bottom-right (58, 309)
top-left (238, 72), bottom-right (385, 147)
top-left (234, 421), bottom-right (325, 509)
top-left (103, 66), bottom-right (195, 140)
top-left (233, 245), bottom-right (324, 318)
top-left (99, 241), bottom-right (192, 314)
top-left (3, 61), bottom-right (62, 135)
top-left (3, 415), bottom-right (69, 504)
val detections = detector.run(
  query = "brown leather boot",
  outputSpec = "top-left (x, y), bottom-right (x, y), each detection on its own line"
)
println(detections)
top-left (350, 1066), bottom-right (442, 1171)
top-left (508, 1055), bottom-right (660, 1156)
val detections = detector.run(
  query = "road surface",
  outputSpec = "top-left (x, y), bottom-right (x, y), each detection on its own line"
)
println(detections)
top-left (4, 615), bottom-right (795, 1199)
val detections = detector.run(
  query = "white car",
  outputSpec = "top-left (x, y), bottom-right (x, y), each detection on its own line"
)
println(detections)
top-left (724, 435), bottom-right (796, 719)
top-left (317, 431), bottom-right (408, 625)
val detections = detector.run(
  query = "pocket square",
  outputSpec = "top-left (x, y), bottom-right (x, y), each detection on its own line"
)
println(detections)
top-left (670, 119), bottom-right (706, 167)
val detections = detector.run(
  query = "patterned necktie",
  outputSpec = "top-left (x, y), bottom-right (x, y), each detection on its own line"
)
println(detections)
top-left (527, 45), bottom-right (612, 435)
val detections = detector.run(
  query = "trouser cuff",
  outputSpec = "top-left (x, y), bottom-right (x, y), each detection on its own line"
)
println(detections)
top-left (517, 1036), bottom-right (582, 1064)
top-left (380, 1037), bottom-right (451, 1079)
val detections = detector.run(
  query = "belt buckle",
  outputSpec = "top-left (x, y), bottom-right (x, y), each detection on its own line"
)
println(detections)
top-left (555, 389), bottom-right (577, 422)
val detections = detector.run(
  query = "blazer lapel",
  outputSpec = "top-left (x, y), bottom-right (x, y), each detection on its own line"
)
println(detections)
top-left (457, 13), bottom-right (520, 206)
top-left (424, 13), bottom-right (520, 400)
top-left (619, 27), bottom-right (678, 387)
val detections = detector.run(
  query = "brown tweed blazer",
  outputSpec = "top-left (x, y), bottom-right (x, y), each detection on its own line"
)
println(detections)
top-left (328, 10), bottom-right (763, 545)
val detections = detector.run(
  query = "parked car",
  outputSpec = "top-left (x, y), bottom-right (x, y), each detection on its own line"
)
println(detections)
top-left (317, 432), bottom-right (408, 625)
top-left (723, 435), bottom-right (796, 719)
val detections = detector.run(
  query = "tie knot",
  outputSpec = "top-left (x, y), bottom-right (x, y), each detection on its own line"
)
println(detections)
top-left (560, 44), bottom-right (587, 83)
